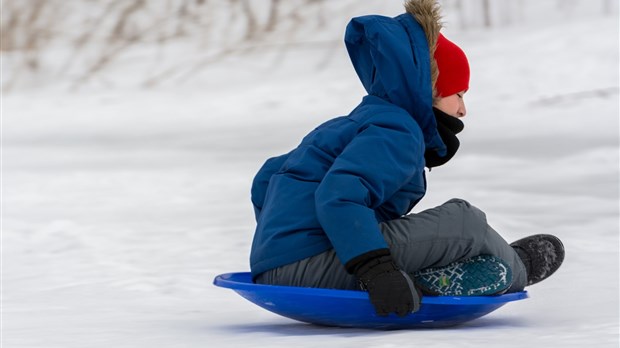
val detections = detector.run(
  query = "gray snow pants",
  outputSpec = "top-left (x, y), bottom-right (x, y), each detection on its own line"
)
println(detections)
top-left (256, 198), bottom-right (527, 293)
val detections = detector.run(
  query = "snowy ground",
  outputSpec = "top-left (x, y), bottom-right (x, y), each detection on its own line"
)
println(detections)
top-left (3, 10), bottom-right (619, 348)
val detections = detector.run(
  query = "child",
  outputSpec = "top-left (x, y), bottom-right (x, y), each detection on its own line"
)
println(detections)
top-left (249, 0), bottom-right (564, 317)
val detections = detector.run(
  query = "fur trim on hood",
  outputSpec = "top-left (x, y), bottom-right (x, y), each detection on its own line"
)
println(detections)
top-left (404, 0), bottom-right (443, 100)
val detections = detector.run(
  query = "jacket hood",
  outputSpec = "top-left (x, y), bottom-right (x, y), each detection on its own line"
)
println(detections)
top-left (344, 0), bottom-right (446, 156)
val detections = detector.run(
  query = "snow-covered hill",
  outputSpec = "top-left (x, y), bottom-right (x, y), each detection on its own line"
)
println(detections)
top-left (2, 4), bottom-right (619, 348)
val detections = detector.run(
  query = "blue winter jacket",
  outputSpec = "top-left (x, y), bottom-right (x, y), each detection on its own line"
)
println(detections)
top-left (249, 13), bottom-right (447, 278)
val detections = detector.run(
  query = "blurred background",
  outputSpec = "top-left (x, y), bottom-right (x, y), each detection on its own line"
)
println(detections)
top-left (2, 0), bottom-right (618, 90)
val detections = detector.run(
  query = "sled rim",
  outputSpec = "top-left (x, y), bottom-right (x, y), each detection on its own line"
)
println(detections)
top-left (213, 272), bottom-right (529, 305)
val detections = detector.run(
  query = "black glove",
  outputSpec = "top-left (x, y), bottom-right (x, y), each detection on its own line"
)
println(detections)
top-left (346, 249), bottom-right (422, 317)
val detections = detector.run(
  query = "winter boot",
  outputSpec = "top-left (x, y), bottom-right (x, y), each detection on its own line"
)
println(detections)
top-left (412, 255), bottom-right (513, 296)
top-left (510, 234), bottom-right (564, 286)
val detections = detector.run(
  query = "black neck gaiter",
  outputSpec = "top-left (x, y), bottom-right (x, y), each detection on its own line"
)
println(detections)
top-left (424, 107), bottom-right (464, 169)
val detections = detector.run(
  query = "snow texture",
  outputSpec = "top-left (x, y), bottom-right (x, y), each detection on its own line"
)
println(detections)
top-left (3, 7), bottom-right (619, 348)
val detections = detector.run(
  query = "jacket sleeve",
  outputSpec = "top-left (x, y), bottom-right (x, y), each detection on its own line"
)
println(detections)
top-left (314, 117), bottom-right (424, 266)
top-left (251, 152), bottom-right (291, 221)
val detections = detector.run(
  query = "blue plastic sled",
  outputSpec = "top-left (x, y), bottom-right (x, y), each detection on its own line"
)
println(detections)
top-left (213, 272), bottom-right (528, 329)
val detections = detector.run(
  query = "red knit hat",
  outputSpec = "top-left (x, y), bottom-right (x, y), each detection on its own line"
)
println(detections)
top-left (434, 33), bottom-right (470, 98)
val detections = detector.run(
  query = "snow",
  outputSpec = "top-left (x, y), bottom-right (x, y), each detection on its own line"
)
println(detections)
top-left (2, 8), bottom-right (619, 348)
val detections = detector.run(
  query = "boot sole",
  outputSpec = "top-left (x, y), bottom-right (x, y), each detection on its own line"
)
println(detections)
top-left (412, 255), bottom-right (513, 296)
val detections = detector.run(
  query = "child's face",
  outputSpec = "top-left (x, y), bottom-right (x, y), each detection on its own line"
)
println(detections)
top-left (434, 91), bottom-right (467, 118)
